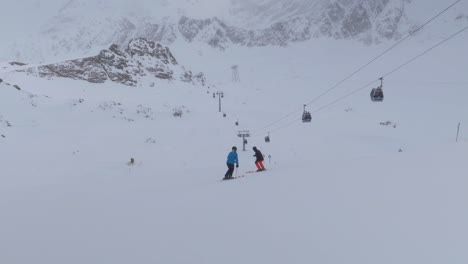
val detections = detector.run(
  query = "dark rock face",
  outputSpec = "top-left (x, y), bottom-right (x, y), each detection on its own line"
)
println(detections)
top-left (180, 71), bottom-right (206, 86)
top-left (178, 17), bottom-right (232, 49)
top-left (125, 38), bottom-right (177, 65)
top-left (341, 6), bottom-right (372, 38)
top-left (41, 57), bottom-right (109, 84)
top-left (36, 38), bottom-right (205, 87)
top-left (9, 62), bottom-right (27, 66)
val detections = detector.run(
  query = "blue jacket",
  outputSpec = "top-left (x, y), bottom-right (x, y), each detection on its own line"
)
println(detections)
top-left (227, 151), bottom-right (239, 166)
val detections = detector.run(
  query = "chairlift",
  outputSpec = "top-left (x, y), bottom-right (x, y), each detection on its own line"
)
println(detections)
top-left (235, 121), bottom-right (239, 126)
top-left (302, 104), bottom-right (312, 123)
top-left (213, 93), bottom-right (215, 98)
top-left (265, 133), bottom-right (271, 143)
top-left (370, 77), bottom-right (384, 102)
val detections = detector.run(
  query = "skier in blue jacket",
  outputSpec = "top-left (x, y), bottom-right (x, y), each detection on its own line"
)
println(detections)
top-left (224, 146), bottom-right (239, 180)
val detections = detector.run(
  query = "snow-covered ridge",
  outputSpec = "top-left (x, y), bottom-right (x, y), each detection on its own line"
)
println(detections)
top-left (230, 0), bottom-right (413, 42)
top-left (7, 0), bottom-right (418, 62)
top-left (23, 38), bottom-right (206, 87)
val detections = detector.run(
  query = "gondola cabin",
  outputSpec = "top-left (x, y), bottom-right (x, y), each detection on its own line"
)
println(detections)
top-left (302, 111), bottom-right (312, 122)
top-left (302, 105), bottom-right (312, 123)
top-left (370, 77), bottom-right (384, 102)
top-left (370, 88), bottom-right (384, 102)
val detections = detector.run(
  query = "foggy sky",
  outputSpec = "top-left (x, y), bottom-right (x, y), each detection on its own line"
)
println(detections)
top-left (0, 0), bottom-right (233, 40)
top-left (0, 0), bottom-right (466, 52)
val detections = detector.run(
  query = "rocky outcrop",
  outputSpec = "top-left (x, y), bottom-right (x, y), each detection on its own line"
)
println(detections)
top-left (9, 62), bottom-right (27, 66)
top-left (35, 38), bottom-right (206, 87)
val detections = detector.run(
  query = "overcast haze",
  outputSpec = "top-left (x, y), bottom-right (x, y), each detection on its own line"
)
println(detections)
top-left (1, 0), bottom-right (466, 62)
top-left (0, 0), bottom-right (233, 58)
top-left (0, 0), bottom-right (232, 39)
top-left (1, 0), bottom-right (466, 39)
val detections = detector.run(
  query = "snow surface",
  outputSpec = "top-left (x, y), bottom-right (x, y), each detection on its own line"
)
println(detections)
top-left (1, 11), bottom-right (468, 264)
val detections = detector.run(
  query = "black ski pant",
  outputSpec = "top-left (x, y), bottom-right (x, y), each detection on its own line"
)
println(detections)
top-left (225, 163), bottom-right (235, 178)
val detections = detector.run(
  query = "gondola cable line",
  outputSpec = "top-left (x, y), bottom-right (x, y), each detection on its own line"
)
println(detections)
top-left (313, 24), bottom-right (468, 115)
top-left (250, 24), bottom-right (468, 138)
top-left (248, 0), bottom-right (463, 137)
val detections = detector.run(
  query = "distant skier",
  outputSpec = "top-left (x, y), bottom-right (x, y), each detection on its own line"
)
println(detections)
top-left (252, 146), bottom-right (265, 171)
top-left (224, 146), bottom-right (239, 180)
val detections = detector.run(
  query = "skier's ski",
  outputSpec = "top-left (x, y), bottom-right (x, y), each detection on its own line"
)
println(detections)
top-left (245, 169), bottom-right (267, 174)
top-left (221, 169), bottom-right (269, 181)
top-left (221, 175), bottom-right (245, 181)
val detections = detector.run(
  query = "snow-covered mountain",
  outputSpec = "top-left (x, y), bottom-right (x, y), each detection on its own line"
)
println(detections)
top-left (230, 0), bottom-right (412, 37)
top-left (6, 0), bottom-right (465, 63)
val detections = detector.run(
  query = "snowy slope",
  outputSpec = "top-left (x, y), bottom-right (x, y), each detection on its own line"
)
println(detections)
top-left (1, 22), bottom-right (468, 263)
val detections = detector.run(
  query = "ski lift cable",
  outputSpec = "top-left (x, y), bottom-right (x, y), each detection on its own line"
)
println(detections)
top-left (250, 107), bottom-right (304, 136)
top-left (304, 0), bottom-right (462, 107)
top-left (269, 117), bottom-right (303, 133)
top-left (249, 0), bottom-right (462, 136)
top-left (251, 116), bottom-right (309, 138)
top-left (250, 118), bottom-right (302, 138)
top-left (254, 25), bottom-right (468, 136)
top-left (312, 25), bottom-right (468, 115)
